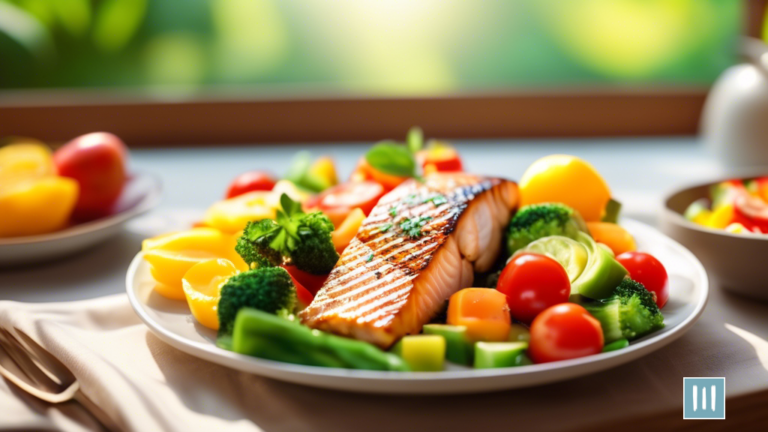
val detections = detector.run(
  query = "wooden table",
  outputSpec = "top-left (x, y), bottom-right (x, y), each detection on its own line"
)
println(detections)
top-left (2, 137), bottom-right (767, 431)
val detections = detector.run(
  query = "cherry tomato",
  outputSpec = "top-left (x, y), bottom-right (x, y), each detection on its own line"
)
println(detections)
top-left (306, 181), bottom-right (385, 226)
top-left (282, 264), bottom-right (329, 296)
top-left (496, 253), bottom-right (571, 324)
top-left (53, 132), bottom-right (127, 221)
top-left (225, 171), bottom-right (276, 198)
top-left (616, 252), bottom-right (669, 309)
top-left (417, 146), bottom-right (463, 173)
top-left (734, 194), bottom-right (768, 233)
top-left (529, 303), bottom-right (604, 364)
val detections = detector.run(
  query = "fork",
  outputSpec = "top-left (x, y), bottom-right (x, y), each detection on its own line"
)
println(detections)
top-left (0, 328), bottom-right (120, 431)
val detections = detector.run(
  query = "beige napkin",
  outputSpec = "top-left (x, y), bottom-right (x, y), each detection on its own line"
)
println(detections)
top-left (0, 295), bottom-right (294, 432)
top-left (2, 288), bottom-right (768, 432)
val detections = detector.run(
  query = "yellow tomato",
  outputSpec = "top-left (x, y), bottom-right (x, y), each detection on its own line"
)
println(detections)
top-left (203, 180), bottom-right (307, 234)
top-left (142, 228), bottom-right (247, 300)
top-left (182, 258), bottom-right (239, 330)
top-left (520, 155), bottom-right (611, 221)
top-left (0, 177), bottom-right (79, 237)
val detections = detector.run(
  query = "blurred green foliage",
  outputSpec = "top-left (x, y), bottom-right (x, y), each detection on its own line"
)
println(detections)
top-left (0, 0), bottom-right (742, 94)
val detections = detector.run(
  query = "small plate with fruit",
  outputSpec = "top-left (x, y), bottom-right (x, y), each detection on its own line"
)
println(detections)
top-left (662, 174), bottom-right (768, 300)
top-left (0, 132), bottom-right (161, 266)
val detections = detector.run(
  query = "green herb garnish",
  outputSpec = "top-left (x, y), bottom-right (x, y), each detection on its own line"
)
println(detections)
top-left (389, 206), bottom-right (398, 218)
top-left (378, 223), bottom-right (393, 233)
top-left (365, 253), bottom-right (374, 262)
top-left (424, 194), bottom-right (447, 206)
top-left (400, 216), bottom-right (432, 238)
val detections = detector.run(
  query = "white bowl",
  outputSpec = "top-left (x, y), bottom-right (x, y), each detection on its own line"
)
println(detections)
top-left (127, 219), bottom-right (708, 394)
top-left (0, 173), bottom-right (161, 266)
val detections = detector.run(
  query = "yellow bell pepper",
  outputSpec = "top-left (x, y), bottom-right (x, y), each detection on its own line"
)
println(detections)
top-left (308, 156), bottom-right (338, 188)
top-left (0, 143), bottom-right (79, 238)
top-left (706, 204), bottom-right (734, 230)
top-left (203, 180), bottom-right (308, 234)
top-left (0, 177), bottom-right (79, 237)
top-left (142, 228), bottom-right (247, 300)
top-left (0, 142), bottom-right (55, 183)
top-left (182, 258), bottom-right (240, 330)
top-left (520, 155), bottom-right (611, 221)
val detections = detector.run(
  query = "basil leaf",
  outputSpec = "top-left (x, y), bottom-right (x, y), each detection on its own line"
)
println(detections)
top-left (366, 142), bottom-right (416, 177)
top-left (407, 127), bottom-right (423, 154)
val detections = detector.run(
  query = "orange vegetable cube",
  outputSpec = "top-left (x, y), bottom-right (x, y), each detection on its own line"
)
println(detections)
top-left (447, 288), bottom-right (511, 342)
top-left (586, 222), bottom-right (637, 256)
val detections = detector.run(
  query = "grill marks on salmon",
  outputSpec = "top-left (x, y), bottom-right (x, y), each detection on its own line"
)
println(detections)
top-left (299, 173), bottom-right (518, 348)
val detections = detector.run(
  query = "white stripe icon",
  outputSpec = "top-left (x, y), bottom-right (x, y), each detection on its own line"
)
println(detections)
top-left (691, 385), bottom-right (717, 412)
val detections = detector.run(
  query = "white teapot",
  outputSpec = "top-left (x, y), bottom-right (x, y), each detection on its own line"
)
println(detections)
top-left (702, 38), bottom-right (768, 168)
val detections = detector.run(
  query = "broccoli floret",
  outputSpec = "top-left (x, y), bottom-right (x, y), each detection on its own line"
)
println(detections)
top-left (506, 203), bottom-right (586, 255)
top-left (235, 219), bottom-right (280, 268)
top-left (581, 278), bottom-right (665, 343)
top-left (217, 267), bottom-right (296, 336)
top-left (292, 212), bottom-right (339, 274)
top-left (235, 194), bottom-right (339, 274)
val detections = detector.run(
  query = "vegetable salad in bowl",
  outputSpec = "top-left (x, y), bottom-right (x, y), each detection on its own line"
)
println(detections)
top-left (684, 177), bottom-right (768, 235)
top-left (140, 128), bottom-right (671, 372)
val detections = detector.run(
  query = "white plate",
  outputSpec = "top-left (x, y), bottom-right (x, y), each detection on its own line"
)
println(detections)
top-left (126, 219), bottom-right (708, 394)
top-left (0, 173), bottom-right (161, 266)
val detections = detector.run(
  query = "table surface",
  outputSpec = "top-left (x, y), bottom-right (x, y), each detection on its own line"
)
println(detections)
top-left (2, 137), bottom-right (767, 430)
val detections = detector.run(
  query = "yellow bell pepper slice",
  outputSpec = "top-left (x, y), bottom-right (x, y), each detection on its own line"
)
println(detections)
top-left (142, 228), bottom-right (247, 300)
top-left (706, 204), bottom-right (734, 230)
top-left (0, 142), bottom-right (55, 184)
top-left (204, 191), bottom-right (276, 234)
top-left (0, 177), bottom-right (79, 237)
top-left (182, 258), bottom-right (239, 330)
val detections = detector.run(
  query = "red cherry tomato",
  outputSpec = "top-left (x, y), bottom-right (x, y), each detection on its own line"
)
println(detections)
top-left (529, 303), bottom-right (604, 364)
top-left (306, 181), bottom-right (385, 226)
top-left (225, 171), bottom-right (277, 198)
top-left (417, 147), bottom-right (463, 173)
top-left (616, 252), bottom-right (669, 309)
top-left (496, 253), bottom-right (570, 324)
top-left (53, 132), bottom-right (127, 221)
top-left (734, 194), bottom-right (768, 233)
top-left (282, 265), bottom-right (329, 296)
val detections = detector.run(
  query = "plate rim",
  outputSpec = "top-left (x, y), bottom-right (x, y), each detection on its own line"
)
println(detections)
top-left (0, 172), bottom-right (162, 246)
top-left (126, 219), bottom-right (708, 388)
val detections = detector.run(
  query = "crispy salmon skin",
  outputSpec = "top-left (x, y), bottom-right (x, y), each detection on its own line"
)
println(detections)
top-left (298, 173), bottom-right (518, 348)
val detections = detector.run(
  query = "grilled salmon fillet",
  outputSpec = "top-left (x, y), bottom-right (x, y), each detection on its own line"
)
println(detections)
top-left (298, 173), bottom-right (518, 348)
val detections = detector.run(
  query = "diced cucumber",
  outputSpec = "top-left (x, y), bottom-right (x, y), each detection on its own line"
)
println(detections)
top-left (392, 335), bottom-right (446, 372)
top-left (423, 324), bottom-right (473, 365)
top-left (507, 323), bottom-right (530, 342)
top-left (474, 342), bottom-right (530, 369)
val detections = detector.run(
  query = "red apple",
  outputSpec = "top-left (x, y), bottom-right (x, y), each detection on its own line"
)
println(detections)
top-left (54, 132), bottom-right (128, 221)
